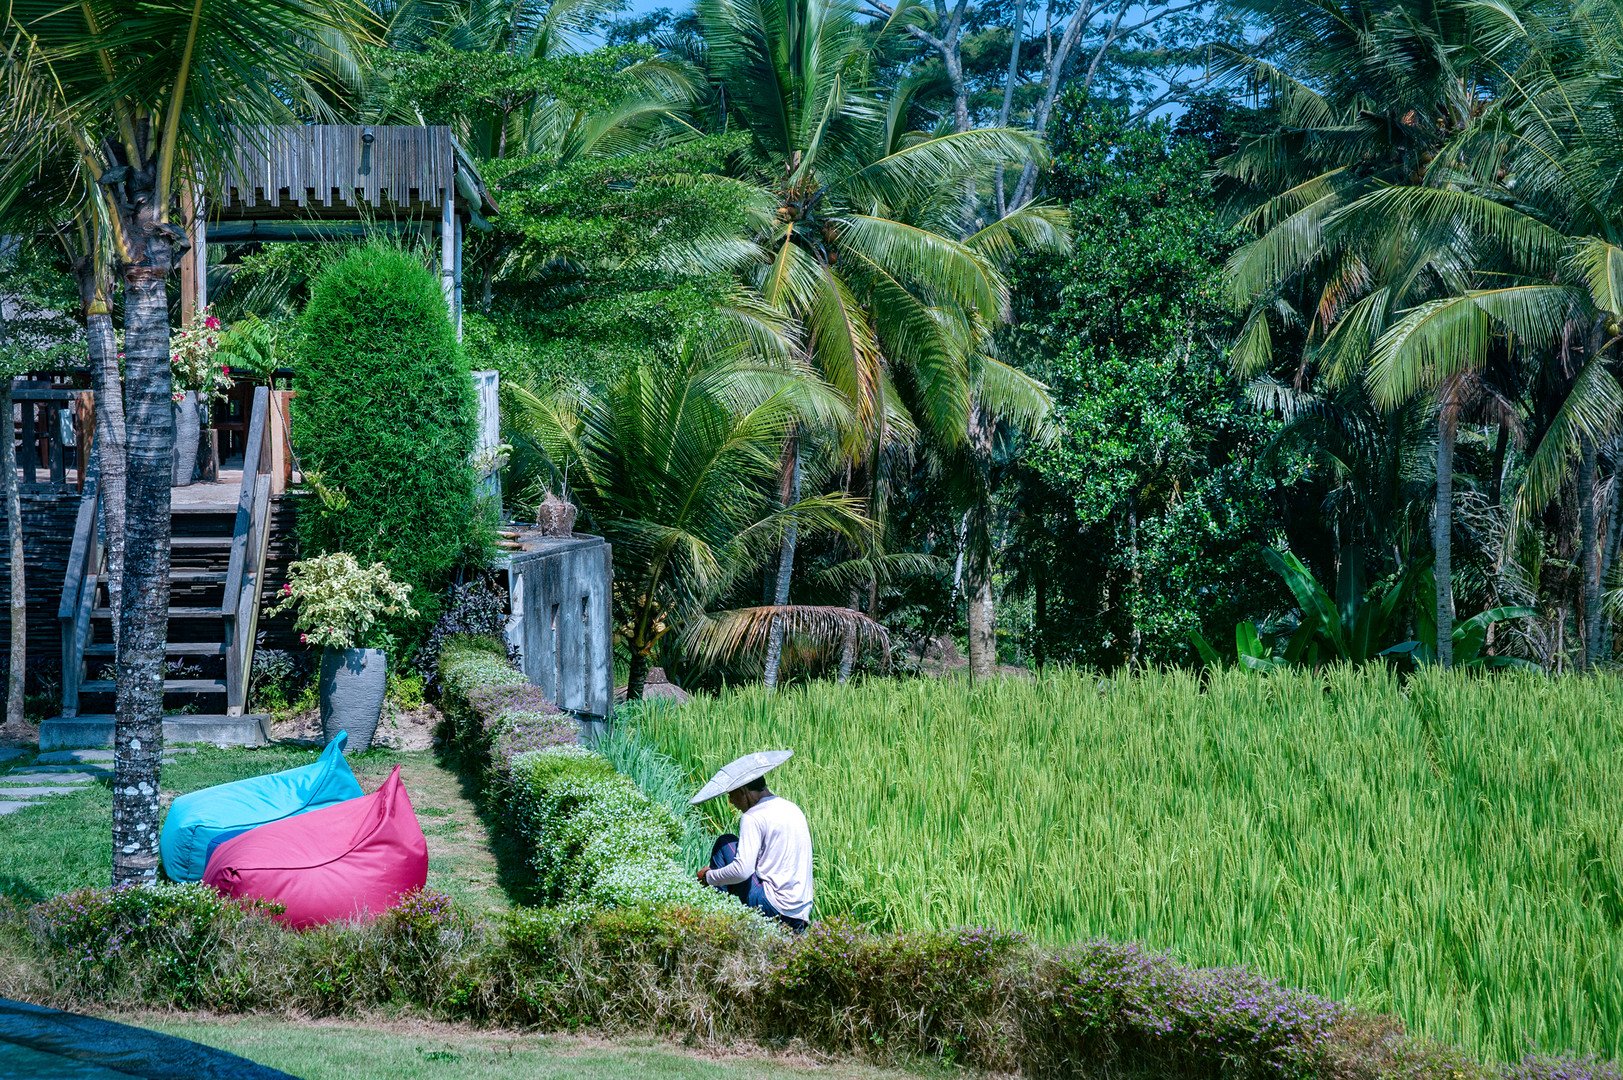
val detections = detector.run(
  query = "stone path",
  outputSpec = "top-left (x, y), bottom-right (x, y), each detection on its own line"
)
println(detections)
top-left (0, 747), bottom-right (196, 815)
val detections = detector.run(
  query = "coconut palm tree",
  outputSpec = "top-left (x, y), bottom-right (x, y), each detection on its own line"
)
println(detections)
top-left (1217, 0), bottom-right (1525, 665)
top-left (506, 349), bottom-right (881, 697)
top-left (676, 0), bottom-right (1060, 682)
top-left (1352, 1), bottom-right (1623, 668)
top-left (2, 0), bottom-right (373, 883)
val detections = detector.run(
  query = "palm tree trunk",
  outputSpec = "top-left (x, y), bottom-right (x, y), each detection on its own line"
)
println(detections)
top-left (1580, 439), bottom-right (1601, 669)
top-left (1128, 496), bottom-right (1142, 664)
top-left (111, 241), bottom-right (174, 886)
top-left (838, 585), bottom-right (861, 683)
top-left (76, 265), bottom-right (126, 651)
top-left (1600, 463), bottom-right (1622, 663)
top-left (1033, 567), bottom-right (1047, 670)
top-left (1, 381), bottom-right (22, 734)
top-left (763, 433), bottom-right (800, 690)
top-left (627, 649), bottom-right (649, 701)
top-left (965, 406), bottom-right (998, 680)
top-left (1487, 423), bottom-right (1509, 507)
top-left (1433, 403), bottom-right (1455, 669)
top-left (967, 568), bottom-right (996, 679)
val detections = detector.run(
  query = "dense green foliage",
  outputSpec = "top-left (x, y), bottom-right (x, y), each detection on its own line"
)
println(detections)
top-left (1008, 98), bottom-right (1287, 666)
top-left (291, 244), bottom-right (488, 632)
top-left (634, 667), bottom-right (1623, 1061)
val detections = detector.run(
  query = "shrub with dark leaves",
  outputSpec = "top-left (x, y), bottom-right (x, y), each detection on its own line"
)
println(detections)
top-left (769, 918), bottom-right (1025, 1066)
top-left (29, 883), bottom-right (279, 1004)
top-left (417, 580), bottom-right (517, 684)
top-left (1028, 939), bottom-right (1344, 1080)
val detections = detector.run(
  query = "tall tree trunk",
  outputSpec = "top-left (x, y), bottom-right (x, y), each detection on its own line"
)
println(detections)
top-left (966, 566), bottom-right (996, 680)
top-left (1433, 402), bottom-right (1455, 669)
top-left (0, 381), bottom-right (22, 738)
top-left (1600, 462), bottom-right (1623, 663)
top-left (111, 224), bottom-right (176, 886)
top-left (838, 584), bottom-right (861, 683)
top-left (1580, 439), bottom-right (1601, 669)
top-left (763, 433), bottom-right (801, 690)
top-left (1033, 566), bottom-right (1047, 670)
top-left (75, 260), bottom-right (127, 651)
top-left (1487, 422), bottom-right (1509, 507)
top-left (994, 0), bottom-right (1027, 217)
top-left (626, 649), bottom-right (649, 701)
top-left (964, 406), bottom-right (998, 680)
top-left (1128, 495), bottom-right (1142, 664)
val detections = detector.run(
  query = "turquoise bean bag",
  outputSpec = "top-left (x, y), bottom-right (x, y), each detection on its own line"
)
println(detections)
top-left (159, 733), bottom-right (363, 882)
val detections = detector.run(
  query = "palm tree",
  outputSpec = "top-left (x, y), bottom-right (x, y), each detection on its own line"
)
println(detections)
top-left (3, 0), bottom-right (372, 883)
top-left (1351, 1), bottom-right (1623, 669)
top-left (507, 349), bottom-right (881, 697)
top-left (1217, 0), bottom-right (1520, 666)
top-left (678, 0), bottom-right (1060, 681)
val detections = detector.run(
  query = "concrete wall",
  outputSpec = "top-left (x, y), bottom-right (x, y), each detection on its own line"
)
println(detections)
top-left (502, 536), bottom-right (613, 717)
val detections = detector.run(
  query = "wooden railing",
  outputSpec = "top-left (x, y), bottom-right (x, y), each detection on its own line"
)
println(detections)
top-left (57, 386), bottom-right (275, 718)
top-left (17, 386), bottom-right (93, 493)
top-left (57, 462), bottom-right (101, 719)
top-left (223, 386), bottom-right (274, 716)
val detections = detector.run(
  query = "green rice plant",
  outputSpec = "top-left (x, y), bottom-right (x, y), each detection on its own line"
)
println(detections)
top-left (630, 665), bottom-right (1623, 1063)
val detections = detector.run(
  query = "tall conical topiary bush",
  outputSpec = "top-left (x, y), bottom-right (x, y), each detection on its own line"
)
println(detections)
top-left (292, 243), bottom-right (488, 633)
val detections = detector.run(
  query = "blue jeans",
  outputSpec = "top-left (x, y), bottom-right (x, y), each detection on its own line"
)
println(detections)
top-left (708, 834), bottom-right (807, 931)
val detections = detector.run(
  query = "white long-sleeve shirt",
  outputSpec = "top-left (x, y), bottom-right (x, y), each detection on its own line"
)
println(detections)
top-left (706, 794), bottom-right (813, 921)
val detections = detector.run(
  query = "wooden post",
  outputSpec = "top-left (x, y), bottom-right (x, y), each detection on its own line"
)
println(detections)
top-left (440, 196), bottom-right (456, 331)
top-left (454, 217), bottom-right (464, 342)
top-left (179, 184), bottom-right (208, 326)
top-left (75, 391), bottom-right (94, 493)
top-left (269, 389), bottom-right (294, 494)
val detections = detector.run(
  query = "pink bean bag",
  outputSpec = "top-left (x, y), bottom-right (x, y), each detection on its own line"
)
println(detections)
top-left (203, 766), bottom-right (427, 928)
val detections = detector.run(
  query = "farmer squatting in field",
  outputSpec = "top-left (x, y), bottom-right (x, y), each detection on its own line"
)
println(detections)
top-left (692, 751), bottom-right (813, 931)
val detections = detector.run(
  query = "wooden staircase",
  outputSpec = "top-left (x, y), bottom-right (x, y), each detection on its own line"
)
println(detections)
top-left (41, 387), bottom-right (277, 749)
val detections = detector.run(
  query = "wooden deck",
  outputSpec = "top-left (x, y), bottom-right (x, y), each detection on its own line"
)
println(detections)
top-left (170, 469), bottom-right (245, 512)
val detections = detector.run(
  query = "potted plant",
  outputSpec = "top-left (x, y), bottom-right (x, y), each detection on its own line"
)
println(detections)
top-left (268, 552), bottom-right (417, 751)
top-left (170, 309), bottom-right (231, 486)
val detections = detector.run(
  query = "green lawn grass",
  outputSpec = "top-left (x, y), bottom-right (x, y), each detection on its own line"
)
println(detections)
top-left (632, 665), bottom-right (1623, 1063)
top-left (0, 746), bottom-right (513, 910)
top-left (141, 1017), bottom-right (945, 1080)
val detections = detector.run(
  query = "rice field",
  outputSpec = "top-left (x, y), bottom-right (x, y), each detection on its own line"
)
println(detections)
top-left (631, 666), bottom-right (1623, 1063)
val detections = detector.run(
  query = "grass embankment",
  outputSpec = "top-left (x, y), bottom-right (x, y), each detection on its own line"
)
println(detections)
top-left (142, 1017), bottom-right (935, 1080)
top-left (0, 747), bottom-right (510, 911)
top-left (633, 665), bottom-right (1623, 1063)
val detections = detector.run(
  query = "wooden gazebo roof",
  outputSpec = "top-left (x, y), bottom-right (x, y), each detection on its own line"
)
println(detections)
top-left (209, 125), bottom-right (498, 225)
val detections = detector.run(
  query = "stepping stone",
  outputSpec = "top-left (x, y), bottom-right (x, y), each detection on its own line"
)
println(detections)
top-left (0, 786), bottom-right (82, 798)
top-left (8, 764), bottom-right (108, 774)
top-left (0, 800), bottom-right (35, 815)
top-left (36, 749), bottom-right (113, 764)
top-left (0, 774), bottom-right (90, 786)
top-left (0, 749), bottom-right (25, 763)
top-left (36, 749), bottom-right (184, 765)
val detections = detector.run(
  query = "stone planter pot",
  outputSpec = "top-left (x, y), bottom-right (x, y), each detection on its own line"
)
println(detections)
top-left (172, 391), bottom-right (201, 487)
top-left (320, 648), bottom-right (387, 752)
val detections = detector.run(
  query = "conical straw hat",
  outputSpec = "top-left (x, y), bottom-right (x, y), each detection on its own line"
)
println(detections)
top-left (690, 750), bottom-right (793, 804)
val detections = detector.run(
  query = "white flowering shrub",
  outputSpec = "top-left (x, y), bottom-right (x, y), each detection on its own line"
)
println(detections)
top-left (267, 552), bottom-right (418, 650)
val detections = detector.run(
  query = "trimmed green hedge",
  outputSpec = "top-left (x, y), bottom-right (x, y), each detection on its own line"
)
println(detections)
top-left (438, 634), bottom-right (724, 912)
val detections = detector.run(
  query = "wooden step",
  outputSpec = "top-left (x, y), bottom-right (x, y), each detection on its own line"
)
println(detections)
top-left (92, 606), bottom-right (223, 619)
top-left (84, 642), bottom-right (226, 657)
top-left (169, 570), bottom-right (227, 583)
top-left (171, 537), bottom-right (233, 549)
top-left (79, 678), bottom-right (227, 694)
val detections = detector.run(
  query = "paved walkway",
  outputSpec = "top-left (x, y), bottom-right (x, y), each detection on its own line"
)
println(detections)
top-left (0, 747), bottom-right (194, 816)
